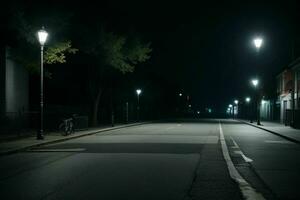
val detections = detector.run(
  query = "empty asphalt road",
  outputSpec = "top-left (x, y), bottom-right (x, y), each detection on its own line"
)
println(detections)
top-left (0, 119), bottom-right (243, 200)
top-left (2, 119), bottom-right (299, 200)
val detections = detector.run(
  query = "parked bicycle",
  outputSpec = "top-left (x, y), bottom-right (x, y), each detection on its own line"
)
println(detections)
top-left (59, 115), bottom-right (76, 136)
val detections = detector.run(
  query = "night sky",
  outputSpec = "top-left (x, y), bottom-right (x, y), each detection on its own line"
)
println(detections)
top-left (3, 0), bottom-right (300, 114)
top-left (96, 1), bottom-right (299, 112)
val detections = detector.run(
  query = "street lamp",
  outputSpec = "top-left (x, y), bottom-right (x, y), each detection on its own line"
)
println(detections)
top-left (136, 89), bottom-right (142, 122)
top-left (228, 104), bottom-right (233, 118)
top-left (253, 37), bottom-right (263, 50)
top-left (233, 100), bottom-right (239, 118)
top-left (245, 97), bottom-right (252, 122)
top-left (251, 78), bottom-right (261, 125)
top-left (251, 79), bottom-right (259, 88)
top-left (179, 93), bottom-right (182, 97)
top-left (37, 27), bottom-right (48, 140)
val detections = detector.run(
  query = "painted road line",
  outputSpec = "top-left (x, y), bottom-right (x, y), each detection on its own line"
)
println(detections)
top-left (219, 121), bottom-right (265, 200)
top-left (233, 151), bottom-right (253, 163)
top-left (264, 140), bottom-right (293, 144)
top-left (231, 137), bottom-right (253, 163)
top-left (28, 148), bottom-right (86, 152)
top-left (166, 127), bottom-right (176, 130)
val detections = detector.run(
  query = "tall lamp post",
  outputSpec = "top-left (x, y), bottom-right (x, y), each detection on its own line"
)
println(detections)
top-left (136, 89), bottom-right (142, 122)
top-left (251, 37), bottom-right (263, 125)
top-left (234, 100), bottom-right (239, 118)
top-left (245, 97), bottom-right (251, 122)
top-left (229, 104), bottom-right (233, 118)
top-left (37, 27), bottom-right (48, 140)
top-left (251, 79), bottom-right (261, 125)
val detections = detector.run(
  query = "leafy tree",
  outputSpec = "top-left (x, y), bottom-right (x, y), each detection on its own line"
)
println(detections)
top-left (7, 8), bottom-right (78, 77)
top-left (81, 28), bottom-right (152, 125)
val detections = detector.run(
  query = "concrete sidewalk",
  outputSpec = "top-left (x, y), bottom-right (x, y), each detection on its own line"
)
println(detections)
top-left (239, 120), bottom-right (300, 144)
top-left (0, 122), bottom-right (147, 156)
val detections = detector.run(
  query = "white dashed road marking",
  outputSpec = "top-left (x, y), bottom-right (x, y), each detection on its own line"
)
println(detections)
top-left (219, 121), bottom-right (265, 200)
top-left (29, 148), bottom-right (86, 152)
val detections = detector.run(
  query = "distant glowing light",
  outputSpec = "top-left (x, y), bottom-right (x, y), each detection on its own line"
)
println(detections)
top-left (136, 89), bottom-right (142, 95)
top-left (234, 100), bottom-right (239, 105)
top-left (188, 104), bottom-right (192, 108)
top-left (179, 93), bottom-right (182, 97)
top-left (253, 37), bottom-right (263, 49)
top-left (251, 79), bottom-right (259, 87)
top-left (197, 111), bottom-right (200, 114)
top-left (229, 104), bottom-right (233, 108)
top-left (245, 97), bottom-right (251, 103)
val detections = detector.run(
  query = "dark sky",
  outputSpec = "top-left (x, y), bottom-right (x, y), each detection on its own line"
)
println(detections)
top-left (5, 0), bottom-right (300, 112)
top-left (91, 0), bottom-right (300, 111)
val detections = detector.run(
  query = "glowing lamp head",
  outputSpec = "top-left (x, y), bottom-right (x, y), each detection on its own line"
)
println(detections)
top-left (229, 104), bottom-right (233, 108)
top-left (179, 93), bottom-right (182, 97)
top-left (251, 79), bottom-right (259, 87)
top-left (37, 27), bottom-right (48, 46)
top-left (245, 97), bottom-right (251, 103)
top-left (234, 100), bottom-right (239, 105)
top-left (253, 37), bottom-right (263, 49)
top-left (136, 89), bottom-right (142, 95)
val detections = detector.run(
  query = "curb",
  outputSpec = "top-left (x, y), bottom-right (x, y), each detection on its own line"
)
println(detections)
top-left (238, 120), bottom-right (300, 144)
top-left (0, 122), bottom-right (150, 156)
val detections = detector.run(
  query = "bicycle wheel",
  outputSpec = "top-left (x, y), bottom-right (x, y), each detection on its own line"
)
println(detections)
top-left (59, 123), bottom-right (68, 136)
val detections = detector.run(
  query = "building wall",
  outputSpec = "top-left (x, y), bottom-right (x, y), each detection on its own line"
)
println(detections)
top-left (4, 47), bottom-right (28, 116)
top-left (277, 62), bottom-right (300, 124)
top-left (260, 100), bottom-right (272, 120)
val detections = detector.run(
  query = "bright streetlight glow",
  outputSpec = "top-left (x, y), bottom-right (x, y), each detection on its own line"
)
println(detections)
top-left (229, 104), bottom-right (233, 108)
top-left (253, 37), bottom-right (263, 49)
top-left (136, 89), bottom-right (142, 95)
top-left (37, 27), bottom-right (48, 46)
top-left (245, 97), bottom-right (251, 103)
top-left (179, 93), bottom-right (182, 96)
top-left (251, 79), bottom-right (259, 87)
top-left (197, 111), bottom-right (200, 114)
top-left (234, 100), bottom-right (239, 105)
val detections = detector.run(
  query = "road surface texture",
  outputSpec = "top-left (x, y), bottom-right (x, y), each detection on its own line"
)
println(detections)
top-left (0, 119), bottom-right (243, 200)
top-left (222, 119), bottom-right (300, 200)
top-left (2, 119), bottom-right (299, 199)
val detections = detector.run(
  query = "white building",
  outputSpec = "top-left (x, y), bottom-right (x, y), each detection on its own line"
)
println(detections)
top-left (0, 46), bottom-right (28, 121)
top-left (276, 57), bottom-right (300, 125)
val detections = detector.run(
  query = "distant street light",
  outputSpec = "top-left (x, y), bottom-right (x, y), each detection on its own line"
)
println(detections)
top-left (233, 100), bottom-right (239, 119)
top-left (36, 27), bottom-right (48, 140)
top-left (228, 104), bottom-right (233, 118)
top-left (136, 89), bottom-right (142, 121)
top-left (245, 97), bottom-right (252, 122)
top-left (253, 37), bottom-right (263, 50)
top-left (251, 79), bottom-right (259, 87)
top-left (179, 93), bottom-right (183, 97)
top-left (251, 78), bottom-right (261, 125)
